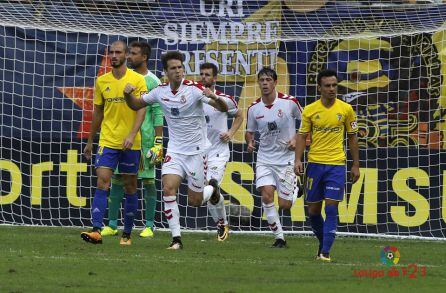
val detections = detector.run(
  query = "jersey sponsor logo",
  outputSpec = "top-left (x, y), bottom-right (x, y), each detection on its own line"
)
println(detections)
top-left (268, 121), bottom-right (278, 131)
top-left (164, 155), bottom-right (172, 163)
top-left (162, 97), bottom-right (170, 101)
top-left (171, 107), bottom-right (180, 116)
top-left (326, 186), bottom-right (341, 191)
top-left (313, 125), bottom-right (341, 133)
top-left (277, 109), bottom-right (283, 118)
top-left (255, 115), bottom-right (264, 119)
top-left (104, 97), bottom-right (126, 103)
top-left (350, 120), bottom-right (358, 129)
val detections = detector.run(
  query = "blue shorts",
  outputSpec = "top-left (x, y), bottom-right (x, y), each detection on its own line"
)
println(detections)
top-left (94, 146), bottom-right (141, 174)
top-left (305, 162), bottom-right (346, 203)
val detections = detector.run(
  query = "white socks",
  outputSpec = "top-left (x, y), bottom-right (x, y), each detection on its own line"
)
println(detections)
top-left (207, 194), bottom-right (228, 225)
top-left (202, 185), bottom-right (214, 205)
top-left (263, 202), bottom-right (284, 240)
top-left (163, 195), bottom-right (181, 238)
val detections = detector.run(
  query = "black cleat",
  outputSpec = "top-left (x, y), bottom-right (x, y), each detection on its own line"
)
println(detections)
top-left (208, 178), bottom-right (220, 205)
top-left (271, 238), bottom-right (287, 248)
top-left (167, 236), bottom-right (183, 250)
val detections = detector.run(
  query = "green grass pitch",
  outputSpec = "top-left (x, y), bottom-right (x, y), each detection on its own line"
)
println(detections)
top-left (0, 226), bottom-right (445, 292)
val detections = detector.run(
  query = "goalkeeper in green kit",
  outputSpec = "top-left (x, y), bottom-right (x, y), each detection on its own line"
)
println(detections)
top-left (102, 41), bottom-right (163, 238)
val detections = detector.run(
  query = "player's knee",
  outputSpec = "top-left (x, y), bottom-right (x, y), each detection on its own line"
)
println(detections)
top-left (279, 201), bottom-right (292, 210)
top-left (97, 176), bottom-right (111, 190)
top-left (162, 184), bottom-right (176, 196)
top-left (188, 194), bottom-right (202, 207)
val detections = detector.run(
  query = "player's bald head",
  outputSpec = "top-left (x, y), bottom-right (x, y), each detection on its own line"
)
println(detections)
top-left (110, 40), bottom-right (128, 52)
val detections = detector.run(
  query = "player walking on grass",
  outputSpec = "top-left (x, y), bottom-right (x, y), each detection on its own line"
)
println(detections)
top-left (101, 41), bottom-right (163, 239)
top-left (81, 40), bottom-right (148, 245)
top-left (245, 67), bottom-right (302, 248)
top-left (294, 69), bottom-right (360, 262)
top-left (199, 62), bottom-right (244, 241)
top-left (123, 51), bottom-right (228, 249)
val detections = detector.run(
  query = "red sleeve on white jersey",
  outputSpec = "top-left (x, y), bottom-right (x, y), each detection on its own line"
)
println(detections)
top-left (277, 92), bottom-right (303, 117)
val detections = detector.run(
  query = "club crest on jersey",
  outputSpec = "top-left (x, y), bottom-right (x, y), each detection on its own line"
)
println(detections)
top-left (337, 113), bottom-right (343, 121)
top-left (268, 121), bottom-right (278, 131)
top-left (277, 109), bottom-right (283, 118)
top-left (105, 87), bottom-right (110, 92)
top-left (171, 107), bottom-right (180, 116)
top-left (180, 95), bottom-right (186, 103)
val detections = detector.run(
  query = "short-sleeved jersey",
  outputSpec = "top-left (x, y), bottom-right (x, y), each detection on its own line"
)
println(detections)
top-left (299, 98), bottom-right (358, 165)
top-left (203, 90), bottom-right (238, 161)
top-left (94, 68), bottom-right (147, 150)
top-left (246, 92), bottom-right (302, 165)
top-left (140, 71), bottom-right (163, 152)
top-left (141, 79), bottom-right (212, 155)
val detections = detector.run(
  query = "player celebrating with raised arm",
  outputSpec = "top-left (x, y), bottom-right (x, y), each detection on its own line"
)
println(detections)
top-left (245, 67), bottom-right (302, 248)
top-left (101, 41), bottom-right (163, 239)
top-left (294, 69), bottom-right (360, 262)
top-left (199, 62), bottom-right (243, 241)
top-left (123, 51), bottom-right (228, 250)
top-left (81, 40), bottom-right (148, 245)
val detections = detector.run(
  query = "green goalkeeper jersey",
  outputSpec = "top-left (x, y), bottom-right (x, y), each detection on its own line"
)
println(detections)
top-left (139, 71), bottom-right (163, 179)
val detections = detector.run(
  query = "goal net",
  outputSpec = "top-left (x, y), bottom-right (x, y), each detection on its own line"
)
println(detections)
top-left (1, 0), bottom-right (446, 239)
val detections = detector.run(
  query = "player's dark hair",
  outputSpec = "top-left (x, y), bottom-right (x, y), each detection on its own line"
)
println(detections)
top-left (161, 51), bottom-right (184, 70)
top-left (317, 69), bottom-right (338, 85)
top-left (129, 41), bottom-right (151, 61)
top-left (257, 67), bottom-right (277, 81)
top-left (199, 62), bottom-right (219, 77)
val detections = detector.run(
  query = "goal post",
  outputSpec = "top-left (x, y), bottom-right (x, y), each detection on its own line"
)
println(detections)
top-left (1, 0), bottom-right (446, 239)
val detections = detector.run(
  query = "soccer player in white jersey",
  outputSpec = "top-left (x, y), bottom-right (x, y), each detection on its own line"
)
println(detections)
top-left (245, 67), bottom-right (302, 248)
top-left (123, 51), bottom-right (228, 249)
top-left (200, 62), bottom-right (244, 241)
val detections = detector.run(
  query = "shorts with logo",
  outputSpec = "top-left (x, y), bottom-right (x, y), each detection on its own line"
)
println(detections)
top-left (305, 162), bottom-right (346, 203)
top-left (162, 152), bottom-right (206, 192)
top-left (256, 163), bottom-right (298, 203)
top-left (95, 146), bottom-right (141, 174)
top-left (206, 157), bottom-right (227, 185)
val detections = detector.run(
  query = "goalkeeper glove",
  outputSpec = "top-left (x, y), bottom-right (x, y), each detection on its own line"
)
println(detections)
top-left (146, 136), bottom-right (163, 165)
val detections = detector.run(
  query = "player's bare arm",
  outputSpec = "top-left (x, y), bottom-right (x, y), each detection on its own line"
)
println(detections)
top-left (123, 106), bottom-right (146, 150)
top-left (83, 104), bottom-right (104, 160)
top-left (220, 108), bottom-right (243, 143)
top-left (347, 133), bottom-right (360, 183)
top-left (294, 132), bottom-right (308, 175)
top-left (123, 83), bottom-right (148, 110)
top-left (203, 87), bottom-right (228, 112)
top-left (245, 131), bottom-right (256, 153)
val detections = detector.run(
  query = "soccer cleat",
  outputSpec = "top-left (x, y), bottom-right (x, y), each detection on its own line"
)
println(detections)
top-left (217, 224), bottom-right (229, 242)
top-left (271, 238), bottom-right (287, 248)
top-left (208, 178), bottom-right (220, 205)
top-left (81, 230), bottom-right (102, 244)
top-left (139, 227), bottom-right (154, 238)
top-left (120, 233), bottom-right (132, 246)
top-left (101, 226), bottom-right (118, 236)
top-left (317, 253), bottom-right (331, 262)
top-left (167, 237), bottom-right (183, 250)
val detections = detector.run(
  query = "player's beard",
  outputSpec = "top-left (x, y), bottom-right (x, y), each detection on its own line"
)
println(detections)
top-left (127, 60), bottom-right (143, 70)
top-left (111, 58), bottom-right (125, 68)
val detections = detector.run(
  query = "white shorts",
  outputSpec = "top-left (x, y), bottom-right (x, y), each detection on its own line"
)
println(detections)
top-left (256, 164), bottom-right (298, 203)
top-left (206, 158), bottom-right (227, 185)
top-left (162, 152), bottom-right (206, 192)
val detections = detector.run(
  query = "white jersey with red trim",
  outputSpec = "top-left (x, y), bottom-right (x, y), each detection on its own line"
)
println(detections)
top-left (246, 92), bottom-right (302, 165)
top-left (142, 79), bottom-right (212, 155)
top-left (203, 90), bottom-right (238, 161)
